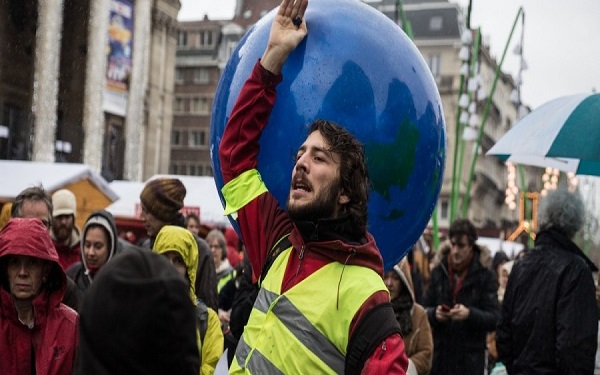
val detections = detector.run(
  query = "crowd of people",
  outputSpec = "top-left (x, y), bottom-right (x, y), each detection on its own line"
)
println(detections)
top-left (1, 0), bottom-right (599, 374)
top-left (2, 181), bottom-right (598, 375)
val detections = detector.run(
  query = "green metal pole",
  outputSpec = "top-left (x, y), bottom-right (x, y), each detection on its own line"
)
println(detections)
top-left (449, 0), bottom-right (473, 222)
top-left (450, 76), bottom-right (467, 222)
top-left (454, 28), bottom-right (481, 220)
top-left (450, 78), bottom-right (467, 222)
top-left (461, 7), bottom-right (524, 217)
top-left (396, 0), bottom-right (414, 40)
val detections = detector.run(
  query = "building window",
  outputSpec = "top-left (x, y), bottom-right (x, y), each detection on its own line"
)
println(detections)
top-left (429, 16), bottom-right (443, 31)
top-left (205, 164), bottom-right (213, 176)
top-left (178, 31), bottom-right (187, 46)
top-left (440, 199), bottom-right (449, 220)
top-left (200, 30), bottom-right (213, 47)
top-left (189, 130), bottom-right (207, 148)
top-left (190, 164), bottom-right (204, 176)
top-left (175, 69), bottom-right (184, 84)
top-left (190, 97), bottom-right (210, 114)
top-left (226, 40), bottom-right (237, 61)
top-left (193, 68), bottom-right (209, 84)
top-left (427, 54), bottom-right (441, 78)
top-left (174, 97), bottom-right (185, 113)
top-left (171, 130), bottom-right (182, 146)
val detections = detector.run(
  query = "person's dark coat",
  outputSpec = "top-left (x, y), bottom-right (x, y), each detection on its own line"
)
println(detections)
top-left (76, 250), bottom-right (200, 375)
top-left (496, 228), bottom-right (598, 375)
top-left (424, 248), bottom-right (499, 375)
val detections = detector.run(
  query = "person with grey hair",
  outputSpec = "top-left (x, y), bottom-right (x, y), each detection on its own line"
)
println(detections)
top-left (11, 185), bottom-right (80, 311)
top-left (497, 189), bottom-right (598, 375)
top-left (206, 229), bottom-right (234, 293)
top-left (10, 185), bottom-right (53, 229)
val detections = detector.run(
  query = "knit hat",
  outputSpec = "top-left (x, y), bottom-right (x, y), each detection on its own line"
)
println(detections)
top-left (52, 189), bottom-right (77, 217)
top-left (139, 178), bottom-right (186, 223)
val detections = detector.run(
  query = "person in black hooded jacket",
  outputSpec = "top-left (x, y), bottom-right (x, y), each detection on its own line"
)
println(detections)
top-left (76, 249), bottom-right (200, 375)
top-left (497, 189), bottom-right (598, 375)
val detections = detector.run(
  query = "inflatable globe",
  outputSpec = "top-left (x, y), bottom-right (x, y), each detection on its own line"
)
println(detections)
top-left (211, 0), bottom-right (446, 271)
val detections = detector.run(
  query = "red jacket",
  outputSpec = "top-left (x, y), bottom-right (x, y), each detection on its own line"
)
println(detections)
top-left (51, 228), bottom-right (81, 271)
top-left (219, 61), bottom-right (407, 374)
top-left (0, 218), bottom-right (78, 375)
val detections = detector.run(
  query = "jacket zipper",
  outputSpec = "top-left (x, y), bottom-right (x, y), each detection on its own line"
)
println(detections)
top-left (296, 245), bottom-right (305, 276)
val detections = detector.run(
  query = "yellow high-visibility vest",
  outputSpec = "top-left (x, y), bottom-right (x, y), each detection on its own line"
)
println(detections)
top-left (230, 247), bottom-right (387, 374)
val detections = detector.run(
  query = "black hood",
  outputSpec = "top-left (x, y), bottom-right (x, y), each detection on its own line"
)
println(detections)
top-left (76, 250), bottom-right (200, 375)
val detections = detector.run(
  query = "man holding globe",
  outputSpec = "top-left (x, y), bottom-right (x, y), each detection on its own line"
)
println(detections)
top-left (218, 0), bottom-right (408, 373)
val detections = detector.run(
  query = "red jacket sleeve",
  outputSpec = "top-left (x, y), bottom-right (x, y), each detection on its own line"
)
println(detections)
top-left (219, 60), bottom-right (282, 184)
top-left (218, 61), bottom-right (292, 279)
top-left (353, 292), bottom-right (409, 374)
top-left (361, 334), bottom-right (408, 375)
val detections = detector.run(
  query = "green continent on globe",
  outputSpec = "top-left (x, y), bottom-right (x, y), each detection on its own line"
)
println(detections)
top-left (365, 118), bottom-right (420, 202)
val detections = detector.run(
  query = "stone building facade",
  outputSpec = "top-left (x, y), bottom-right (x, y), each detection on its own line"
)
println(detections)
top-left (0, 0), bottom-right (180, 182)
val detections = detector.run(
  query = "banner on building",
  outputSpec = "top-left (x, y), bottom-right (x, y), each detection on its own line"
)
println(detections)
top-left (103, 0), bottom-right (134, 116)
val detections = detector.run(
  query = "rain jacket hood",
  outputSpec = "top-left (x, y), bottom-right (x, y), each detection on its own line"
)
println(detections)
top-left (80, 210), bottom-right (118, 280)
top-left (152, 225), bottom-right (199, 305)
top-left (0, 218), bottom-right (78, 375)
top-left (392, 259), bottom-right (415, 307)
top-left (0, 218), bottom-right (66, 305)
top-left (76, 249), bottom-right (200, 375)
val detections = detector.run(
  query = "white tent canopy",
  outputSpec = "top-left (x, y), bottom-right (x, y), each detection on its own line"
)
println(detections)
top-left (0, 160), bottom-right (118, 201)
top-left (106, 174), bottom-right (230, 228)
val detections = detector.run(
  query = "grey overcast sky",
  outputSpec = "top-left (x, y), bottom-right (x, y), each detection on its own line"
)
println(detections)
top-left (179, 0), bottom-right (600, 109)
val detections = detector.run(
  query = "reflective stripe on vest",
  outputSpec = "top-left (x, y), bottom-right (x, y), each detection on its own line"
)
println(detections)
top-left (217, 270), bottom-right (236, 293)
top-left (230, 247), bottom-right (387, 374)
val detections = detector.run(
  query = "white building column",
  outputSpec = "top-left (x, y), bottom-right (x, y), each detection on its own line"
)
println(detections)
top-left (123, 0), bottom-right (152, 181)
top-left (32, 0), bottom-right (64, 162)
top-left (82, 0), bottom-right (111, 173)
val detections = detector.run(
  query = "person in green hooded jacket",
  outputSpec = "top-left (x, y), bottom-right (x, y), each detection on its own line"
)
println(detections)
top-left (153, 225), bottom-right (224, 375)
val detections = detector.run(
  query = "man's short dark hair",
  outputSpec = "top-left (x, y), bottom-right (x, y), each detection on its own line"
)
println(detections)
top-left (448, 218), bottom-right (478, 246)
top-left (11, 185), bottom-right (53, 227)
top-left (309, 120), bottom-right (370, 233)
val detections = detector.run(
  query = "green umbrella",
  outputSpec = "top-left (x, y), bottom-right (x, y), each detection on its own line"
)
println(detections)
top-left (488, 92), bottom-right (600, 176)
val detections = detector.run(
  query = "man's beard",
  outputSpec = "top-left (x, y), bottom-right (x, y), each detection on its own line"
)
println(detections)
top-left (286, 177), bottom-right (341, 223)
top-left (53, 225), bottom-right (71, 242)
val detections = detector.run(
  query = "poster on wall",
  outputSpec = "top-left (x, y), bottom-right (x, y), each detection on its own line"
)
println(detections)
top-left (103, 0), bottom-right (134, 117)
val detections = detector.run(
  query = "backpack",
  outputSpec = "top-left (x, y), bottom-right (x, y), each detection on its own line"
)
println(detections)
top-left (196, 299), bottom-right (209, 343)
top-left (195, 299), bottom-right (209, 366)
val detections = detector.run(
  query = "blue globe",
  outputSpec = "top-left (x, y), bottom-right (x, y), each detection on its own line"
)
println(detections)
top-left (211, 0), bottom-right (446, 271)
